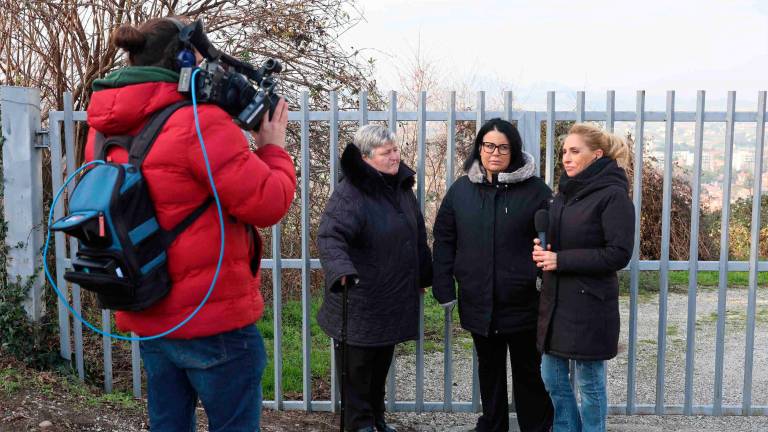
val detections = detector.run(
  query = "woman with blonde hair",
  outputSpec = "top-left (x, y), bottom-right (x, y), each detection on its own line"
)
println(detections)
top-left (532, 123), bottom-right (634, 432)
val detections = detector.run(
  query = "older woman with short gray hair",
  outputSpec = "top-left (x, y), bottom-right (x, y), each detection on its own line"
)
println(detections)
top-left (354, 125), bottom-right (396, 158)
top-left (318, 124), bottom-right (433, 432)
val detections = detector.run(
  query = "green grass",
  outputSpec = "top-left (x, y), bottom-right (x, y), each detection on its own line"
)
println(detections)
top-left (0, 364), bottom-right (139, 410)
top-left (94, 390), bottom-right (141, 409)
top-left (666, 324), bottom-right (679, 337)
top-left (257, 291), bottom-right (461, 399)
top-left (619, 271), bottom-right (768, 301)
top-left (667, 271), bottom-right (768, 286)
top-left (396, 293), bottom-right (461, 356)
top-left (0, 367), bottom-right (23, 394)
top-left (257, 297), bottom-right (331, 400)
top-left (696, 306), bottom-right (768, 330)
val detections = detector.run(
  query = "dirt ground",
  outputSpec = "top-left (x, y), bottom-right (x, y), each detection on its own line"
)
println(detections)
top-left (0, 354), bottom-right (417, 432)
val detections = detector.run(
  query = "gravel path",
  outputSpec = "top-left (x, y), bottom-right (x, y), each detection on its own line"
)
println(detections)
top-left (383, 287), bottom-right (768, 431)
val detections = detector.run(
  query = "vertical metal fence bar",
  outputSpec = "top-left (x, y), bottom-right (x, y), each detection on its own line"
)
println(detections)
top-left (476, 91), bottom-right (486, 132)
top-left (606, 90), bottom-right (615, 132)
top-left (627, 90), bottom-right (645, 414)
top-left (331, 91), bottom-right (340, 186)
top-left (714, 91), bottom-right (737, 415)
top-left (63, 92), bottom-right (84, 381)
top-left (273, 223), bottom-right (284, 411)
top-left (656, 90), bottom-right (675, 414)
top-left (522, 111), bottom-right (539, 171)
top-left (300, 91), bottom-right (312, 411)
top-left (604, 90), bottom-right (615, 390)
top-left (444, 91), bottom-right (456, 412)
top-left (684, 90), bottom-right (706, 415)
top-left (472, 91), bottom-right (485, 412)
top-left (131, 336), bottom-right (141, 398)
top-left (388, 90), bottom-right (397, 136)
top-left (504, 91), bottom-right (513, 122)
top-left (743, 91), bottom-right (767, 414)
top-left (415, 90), bottom-right (427, 412)
top-left (447, 91), bottom-right (456, 186)
top-left (387, 91), bottom-right (398, 410)
top-left (417, 91), bottom-right (427, 207)
top-left (48, 117), bottom-right (71, 361)
top-left (329, 90), bottom-right (339, 413)
top-left (360, 91), bottom-right (368, 126)
top-left (102, 310), bottom-right (112, 393)
top-left (359, 91), bottom-right (368, 126)
top-left (545, 92), bottom-right (555, 188)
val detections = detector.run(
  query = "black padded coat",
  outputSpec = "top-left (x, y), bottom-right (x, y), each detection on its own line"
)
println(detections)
top-left (317, 144), bottom-right (433, 347)
top-left (537, 158), bottom-right (635, 360)
top-left (432, 152), bottom-right (552, 336)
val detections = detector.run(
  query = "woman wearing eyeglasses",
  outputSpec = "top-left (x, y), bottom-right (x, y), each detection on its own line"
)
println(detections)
top-left (432, 118), bottom-right (553, 432)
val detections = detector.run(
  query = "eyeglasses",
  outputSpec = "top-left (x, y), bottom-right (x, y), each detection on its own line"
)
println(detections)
top-left (481, 142), bottom-right (511, 155)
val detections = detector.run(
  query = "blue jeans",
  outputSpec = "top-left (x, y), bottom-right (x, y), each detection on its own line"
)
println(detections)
top-left (140, 324), bottom-right (267, 432)
top-left (540, 354), bottom-right (607, 432)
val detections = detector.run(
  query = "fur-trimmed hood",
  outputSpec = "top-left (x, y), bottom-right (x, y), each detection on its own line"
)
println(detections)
top-left (466, 151), bottom-right (537, 184)
top-left (340, 143), bottom-right (416, 194)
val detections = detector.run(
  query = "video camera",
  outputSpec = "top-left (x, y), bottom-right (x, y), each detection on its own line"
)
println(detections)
top-left (176, 19), bottom-right (283, 131)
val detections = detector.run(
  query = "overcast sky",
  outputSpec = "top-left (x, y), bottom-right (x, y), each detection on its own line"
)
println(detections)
top-left (338, 0), bottom-right (768, 111)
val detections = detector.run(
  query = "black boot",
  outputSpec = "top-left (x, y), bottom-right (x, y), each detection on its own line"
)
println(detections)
top-left (374, 418), bottom-right (397, 432)
top-left (353, 427), bottom-right (375, 432)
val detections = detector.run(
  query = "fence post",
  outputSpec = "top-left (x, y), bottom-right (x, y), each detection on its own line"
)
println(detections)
top-left (0, 86), bottom-right (45, 321)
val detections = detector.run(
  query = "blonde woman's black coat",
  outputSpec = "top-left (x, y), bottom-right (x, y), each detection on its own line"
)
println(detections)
top-left (536, 158), bottom-right (635, 360)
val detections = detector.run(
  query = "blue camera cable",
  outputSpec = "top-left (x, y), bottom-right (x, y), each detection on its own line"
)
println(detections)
top-left (42, 68), bottom-right (225, 341)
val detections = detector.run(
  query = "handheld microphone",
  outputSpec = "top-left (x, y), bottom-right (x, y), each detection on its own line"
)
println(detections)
top-left (534, 209), bottom-right (549, 249)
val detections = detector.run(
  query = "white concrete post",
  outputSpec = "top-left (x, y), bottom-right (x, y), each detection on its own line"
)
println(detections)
top-left (1, 86), bottom-right (45, 321)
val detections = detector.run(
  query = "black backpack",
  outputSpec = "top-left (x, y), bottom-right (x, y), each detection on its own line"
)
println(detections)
top-left (51, 101), bottom-right (211, 311)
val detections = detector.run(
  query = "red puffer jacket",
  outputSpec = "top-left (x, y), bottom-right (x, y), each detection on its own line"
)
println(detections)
top-left (85, 78), bottom-right (296, 338)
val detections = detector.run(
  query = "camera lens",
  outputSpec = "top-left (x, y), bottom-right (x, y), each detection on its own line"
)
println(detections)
top-left (263, 59), bottom-right (282, 74)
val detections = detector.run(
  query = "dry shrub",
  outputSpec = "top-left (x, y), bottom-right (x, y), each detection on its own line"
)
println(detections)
top-left (632, 157), bottom-right (718, 261)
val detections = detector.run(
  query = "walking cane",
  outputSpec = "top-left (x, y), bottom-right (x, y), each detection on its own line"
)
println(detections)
top-left (339, 277), bottom-right (350, 432)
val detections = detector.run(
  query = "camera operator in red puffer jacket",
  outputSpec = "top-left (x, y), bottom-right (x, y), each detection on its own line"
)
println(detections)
top-left (84, 17), bottom-right (296, 431)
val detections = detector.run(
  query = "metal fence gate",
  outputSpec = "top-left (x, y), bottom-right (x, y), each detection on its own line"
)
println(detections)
top-left (2, 85), bottom-right (767, 415)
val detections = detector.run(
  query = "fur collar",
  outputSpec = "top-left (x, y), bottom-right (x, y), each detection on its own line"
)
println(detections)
top-left (466, 151), bottom-right (536, 184)
top-left (340, 143), bottom-right (416, 195)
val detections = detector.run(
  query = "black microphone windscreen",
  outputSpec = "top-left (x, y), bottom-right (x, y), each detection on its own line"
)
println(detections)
top-left (534, 209), bottom-right (549, 232)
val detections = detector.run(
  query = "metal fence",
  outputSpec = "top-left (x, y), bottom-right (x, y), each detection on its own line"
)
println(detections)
top-left (2, 86), bottom-right (767, 416)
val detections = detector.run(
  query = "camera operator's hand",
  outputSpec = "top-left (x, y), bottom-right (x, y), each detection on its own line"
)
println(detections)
top-left (250, 98), bottom-right (288, 149)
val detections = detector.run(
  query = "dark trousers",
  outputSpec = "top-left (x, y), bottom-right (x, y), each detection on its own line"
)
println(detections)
top-left (472, 329), bottom-right (554, 432)
top-left (334, 341), bottom-right (395, 431)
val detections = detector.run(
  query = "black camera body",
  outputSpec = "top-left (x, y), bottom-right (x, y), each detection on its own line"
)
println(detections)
top-left (176, 20), bottom-right (283, 131)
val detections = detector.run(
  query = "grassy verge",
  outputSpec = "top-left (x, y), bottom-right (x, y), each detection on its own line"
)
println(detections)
top-left (0, 355), bottom-right (140, 411)
top-left (619, 270), bottom-right (768, 295)
top-left (257, 297), bottom-right (330, 400)
top-left (257, 292), bottom-right (461, 400)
